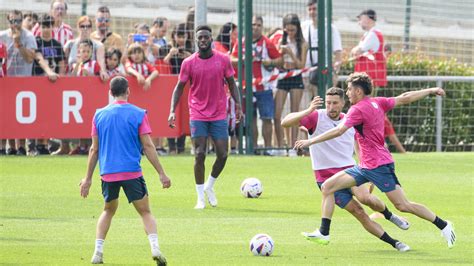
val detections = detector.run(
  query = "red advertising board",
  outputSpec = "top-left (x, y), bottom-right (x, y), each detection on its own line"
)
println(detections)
top-left (0, 76), bottom-right (190, 138)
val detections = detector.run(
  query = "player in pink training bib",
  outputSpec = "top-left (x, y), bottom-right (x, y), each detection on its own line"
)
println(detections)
top-left (168, 25), bottom-right (242, 209)
top-left (294, 72), bottom-right (455, 249)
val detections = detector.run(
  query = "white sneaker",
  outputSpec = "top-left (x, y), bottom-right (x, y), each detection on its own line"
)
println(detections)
top-left (395, 241), bottom-right (410, 252)
top-left (288, 149), bottom-right (298, 157)
top-left (194, 199), bottom-right (206, 209)
top-left (301, 229), bottom-right (330, 245)
top-left (389, 214), bottom-right (410, 230)
top-left (441, 221), bottom-right (456, 248)
top-left (204, 187), bottom-right (218, 207)
top-left (91, 252), bottom-right (103, 264)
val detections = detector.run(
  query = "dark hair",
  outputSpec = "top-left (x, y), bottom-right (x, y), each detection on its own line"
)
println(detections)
top-left (79, 39), bottom-right (93, 48)
top-left (109, 76), bottom-right (128, 97)
top-left (215, 22), bottom-right (237, 51)
top-left (307, 0), bottom-right (317, 6)
top-left (281, 13), bottom-right (304, 58)
top-left (135, 23), bottom-right (150, 33)
top-left (23, 12), bottom-right (38, 21)
top-left (8, 10), bottom-right (23, 20)
top-left (39, 14), bottom-right (54, 27)
top-left (326, 87), bottom-right (345, 100)
top-left (357, 9), bottom-right (377, 21)
top-left (50, 0), bottom-right (68, 11)
top-left (153, 17), bottom-right (167, 27)
top-left (97, 5), bottom-right (110, 14)
top-left (346, 72), bottom-right (373, 95)
top-left (171, 23), bottom-right (190, 48)
top-left (195, 24), bottom-right (212, 34)
top-left (105, 48), bottom-right (122, 60)
top-left (253, 15), bottom-right (263, 24)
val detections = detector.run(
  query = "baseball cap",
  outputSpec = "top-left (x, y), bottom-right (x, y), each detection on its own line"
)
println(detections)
top-left (357, 9), bottom-right (377, 21)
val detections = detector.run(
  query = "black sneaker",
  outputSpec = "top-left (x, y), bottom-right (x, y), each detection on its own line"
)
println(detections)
top-left (0, 149), bottom-right (6, 155)
top-left (16, 147), bottom-right (27, 156)
top-left (36, 145), bottom-right (50, 155)
top-left (7, 148), bottom-right (17, 155)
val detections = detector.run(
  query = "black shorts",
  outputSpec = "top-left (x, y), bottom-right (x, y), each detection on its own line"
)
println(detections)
top-left (277, 74), bottom-right (304, 91)
top-left (101, 176), bottom-right (148, 203)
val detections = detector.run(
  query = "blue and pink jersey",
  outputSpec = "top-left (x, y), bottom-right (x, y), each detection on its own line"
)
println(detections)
top-left (344, 97), bottom-right (396, 169)
top-left (179, 50), bottom-right (235, 121)
top-left (92, 100), bottom-right (152, 182)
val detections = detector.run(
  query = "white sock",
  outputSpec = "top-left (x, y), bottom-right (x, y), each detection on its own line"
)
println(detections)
top-left (94, 239), bottom-right (104, 254)
top-left (196, 184), bottom-right (205, 201)
top-left (148, 233), bottom-right (160, 251)
top-left (204, 176), bottom-right (217, 190)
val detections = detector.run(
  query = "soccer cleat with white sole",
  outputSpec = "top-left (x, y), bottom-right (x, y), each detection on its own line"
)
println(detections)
top-left (194, 199), bottom-right (206, 209)
top-left (301, 229), bottom-right (330, 245)
top-left (441, 221), bottom-right (456, 248)
top-left (204, 187), bottom-right (218, 207)
top-left (395, 241), bottom-right (410, 252)
top-left (91, 252), bottom-right (103, 264)
top-left (389, 214), bottom-right (410, 230)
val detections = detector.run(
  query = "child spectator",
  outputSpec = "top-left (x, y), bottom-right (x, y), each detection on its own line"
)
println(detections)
top-left (72, 39), bottom-right (101, 76)
top-left (125, 43), bottom-right (158, 90)
top-left (105, 48), bottom-right (125, 77)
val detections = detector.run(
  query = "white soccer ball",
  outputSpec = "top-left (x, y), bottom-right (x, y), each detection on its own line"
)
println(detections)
top-left (240, 178), bottom-right (263, 198)
top-left (249, 233), bottom-right (274, 256)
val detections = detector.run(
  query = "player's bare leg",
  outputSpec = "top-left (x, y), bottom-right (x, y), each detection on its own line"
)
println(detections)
top-left (193, 137), bottom-right (207, 209)
top-left (344, 199), bottom-right (410, 252)
top-left (133, 196), bottom-right (167, 265)
top-left (386, 185), bottom-right (455, 248)
top-left (204, 138), bottom-right (228, 207)
top-left (92, 199), bottom-right (119, 264)
top-left (352, 185), bottom-right (410, 230)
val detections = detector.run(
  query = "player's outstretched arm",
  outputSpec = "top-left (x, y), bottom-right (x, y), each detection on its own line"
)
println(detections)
top-left (140, 134), bottom-right (171, 189)
top-left (168, 81), bottom-right (186, 128)
top-left (294, 122), bottom-right (349, 149)
top-left (282, 96), bottom-right (323, 128)
top-left (395, 87), bottom-right (445, 107)
top-left (80, 136), bottom-right (99, 198)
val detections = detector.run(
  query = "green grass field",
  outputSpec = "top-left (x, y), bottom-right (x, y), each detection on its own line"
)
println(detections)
top-left (1, 153), bottom-right (473, 265)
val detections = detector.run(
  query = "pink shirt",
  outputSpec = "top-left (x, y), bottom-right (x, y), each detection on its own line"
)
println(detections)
top-left (179, 50), bottom-right (235, 121)
top-left (344, 97), bottom-right (396, 169)
top-left (91, 100), bottom-right (152, 182)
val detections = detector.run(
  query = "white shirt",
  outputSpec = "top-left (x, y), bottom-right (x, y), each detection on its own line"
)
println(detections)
top-left (301, 20), bottom-right (342, 68)
top-left (309, 110), bottom-right (355, 170)
top-left (358, 27), bottom-right (380, 53)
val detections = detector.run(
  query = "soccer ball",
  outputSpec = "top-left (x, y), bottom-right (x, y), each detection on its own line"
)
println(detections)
top-left (249, 234), bottom-right (274, 256)
top-left (240, 178), bottom-right (263, 198)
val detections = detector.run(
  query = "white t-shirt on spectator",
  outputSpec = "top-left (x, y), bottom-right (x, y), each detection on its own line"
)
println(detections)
top-left (358, 27), bottom-right (380, 53)
top-left (65, 38), bottom-right (103, 68)
top-left (301, 20), bottom-right (342, 68)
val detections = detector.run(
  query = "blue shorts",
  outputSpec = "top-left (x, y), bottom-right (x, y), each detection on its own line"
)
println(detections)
top-left (345, 163), bottom-right (401, 193)
top-left (101, 176), bottom-right (148, 203)
top-left (190, 119), bottom-right (229, 140)
top-left (254, 90), bottom-right (274, 120)
top-left (317, 182), bottom-right (353, 209)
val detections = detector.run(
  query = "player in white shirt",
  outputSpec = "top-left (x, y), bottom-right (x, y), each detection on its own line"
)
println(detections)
top-left (281, 87), bottom-right (410, 252)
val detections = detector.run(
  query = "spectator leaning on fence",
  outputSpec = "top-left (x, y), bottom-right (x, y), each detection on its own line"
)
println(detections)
top-left (32, 0), bottom-right (74, 47)
top-left (0, 9), bottom-right (37, 156)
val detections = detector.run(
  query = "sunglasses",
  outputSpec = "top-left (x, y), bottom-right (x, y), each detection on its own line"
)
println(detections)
top-left (8, 18), bottom-right (22, 25)
top-left (79, 24), bottom-right (92, 29)
top-left (96, 18), bottom-right (110, 23)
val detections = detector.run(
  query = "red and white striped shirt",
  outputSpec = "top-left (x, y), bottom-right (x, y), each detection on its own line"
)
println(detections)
top-left (32, 22), bottom-right (74, 47)
top-left (106, 64), bottom-right (126, 77)
top-left (74, 60), bottom-right (101, 76)
top-left (0, 42), bottom-right (6, 77)
top-left (126, 61), bottom-right (156, 77)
